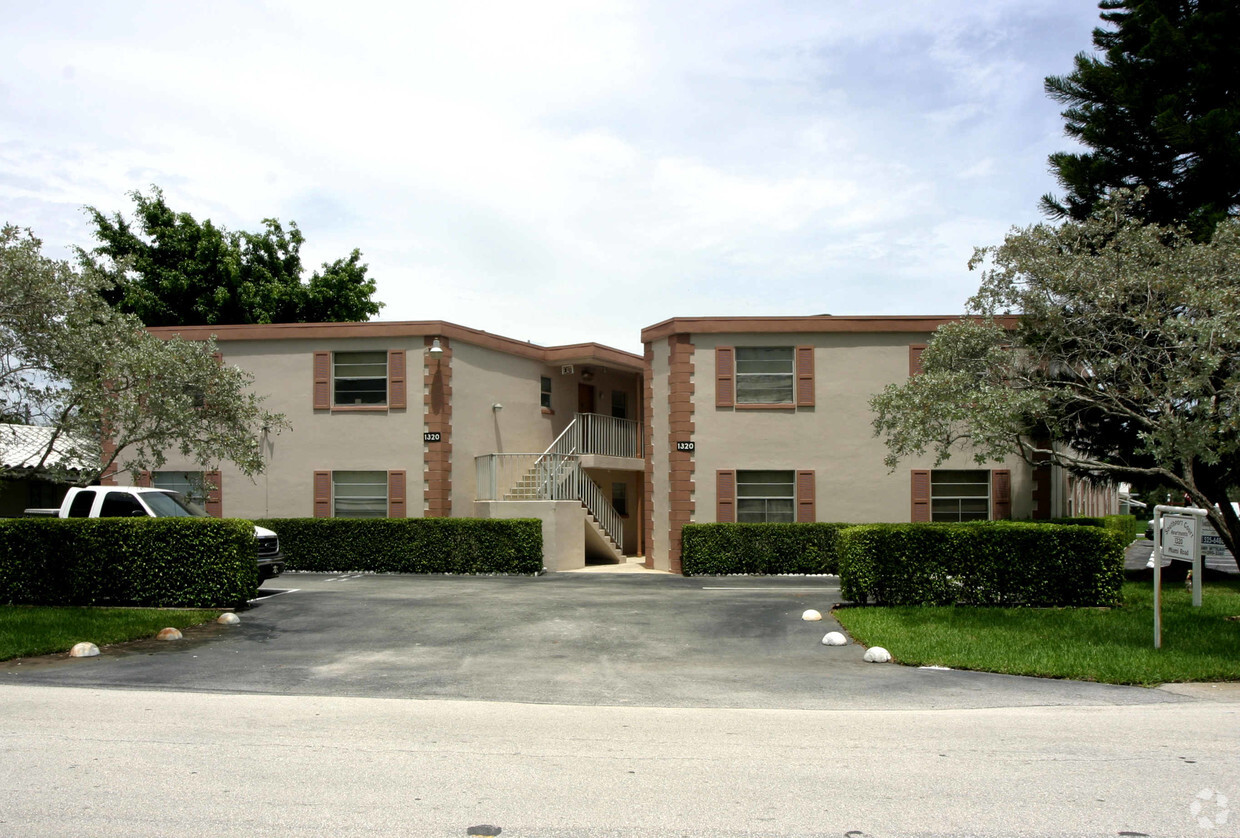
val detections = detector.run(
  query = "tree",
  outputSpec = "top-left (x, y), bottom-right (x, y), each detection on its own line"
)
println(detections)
top-left (0, 224), bottom-right (287, 485)
top-left (80, 187), bottom-right (384, 326)
top-left (870, 193), bottom-right (1240, 569)
top-left (1042, 0), bottom-right (1240, 241)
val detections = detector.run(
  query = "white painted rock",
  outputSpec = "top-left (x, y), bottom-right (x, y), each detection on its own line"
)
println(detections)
top-left (863, 646), bottom-right (892, 663)
top-left (801, 609), bottom-right (823, 622)
top-left (155, 627), bottom-right (183, 641)
top-left (821, 631), bottom-right (847, 646)
top-left (217, 613), bottom-right (241, 625)
top-left (69, 642), bottom-right (100, 658)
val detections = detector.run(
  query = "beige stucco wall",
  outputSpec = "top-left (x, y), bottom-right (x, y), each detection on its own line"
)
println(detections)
top-left (474, 499), bottom-right (587, 571)
top-left (647, 337), bottom-right (672, 571)
top-left (144, 336), bottom-right (428, 519)
top-left (691, 331), bottom-right (1034, 525)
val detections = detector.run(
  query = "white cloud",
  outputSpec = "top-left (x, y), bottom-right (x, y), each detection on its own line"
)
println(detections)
top-left (0, 0), bottom-right (1103, 353)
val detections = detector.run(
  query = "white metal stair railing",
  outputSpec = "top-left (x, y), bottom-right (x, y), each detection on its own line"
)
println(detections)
top-left (473, 412), bottom-right (630, 551)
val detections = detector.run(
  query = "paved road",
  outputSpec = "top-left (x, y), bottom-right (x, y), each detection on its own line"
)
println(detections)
top-left (2, 684), bottom-right (1237, 838)
top-left (0, 572), bottom-right (1190, 711)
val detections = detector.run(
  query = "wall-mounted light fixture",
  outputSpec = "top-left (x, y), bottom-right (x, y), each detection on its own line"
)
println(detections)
top-left (492, 403), bottom-right (503, 411)
top-left (428, 338), bottom-right (444, 356)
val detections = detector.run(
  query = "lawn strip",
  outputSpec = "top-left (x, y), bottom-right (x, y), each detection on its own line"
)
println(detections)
top-left (0, 606), bottom-right (223, 660)
top-left (833, 579), bottom-right (1240, 686)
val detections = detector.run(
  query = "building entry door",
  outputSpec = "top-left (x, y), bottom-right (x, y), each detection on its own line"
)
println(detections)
top-left (578, 383), bottom-right (595, 414)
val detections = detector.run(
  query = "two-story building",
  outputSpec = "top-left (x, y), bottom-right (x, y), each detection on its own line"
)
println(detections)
top-left (127, 315), bottom-right (1118, 573)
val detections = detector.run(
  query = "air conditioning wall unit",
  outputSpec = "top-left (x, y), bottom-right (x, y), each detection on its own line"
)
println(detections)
top-left (560, 365), bottom-right (574, 375)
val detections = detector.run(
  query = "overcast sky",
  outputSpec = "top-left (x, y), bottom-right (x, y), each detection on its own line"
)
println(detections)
top-left (1, 1), bottom-right (1104, 353)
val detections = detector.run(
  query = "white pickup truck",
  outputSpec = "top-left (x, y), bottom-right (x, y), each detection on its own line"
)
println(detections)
top-left (26, 486), bottom-right (285, 582)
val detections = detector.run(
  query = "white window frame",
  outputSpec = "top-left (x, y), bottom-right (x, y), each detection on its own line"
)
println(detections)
top-left (734, 347), bottom-right (795, 404)
top-left (930, 470), bottom-right (991, 522)
top-left (333, 351), bottom-right (388, 406)
top-left (332, 470), bottom-right (388, 518)
top-left (736, 470), bottom-right (796, 523)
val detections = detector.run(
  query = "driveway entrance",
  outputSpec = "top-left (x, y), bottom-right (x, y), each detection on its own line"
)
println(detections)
top-left (3, 572), bottom-right (1188, 710)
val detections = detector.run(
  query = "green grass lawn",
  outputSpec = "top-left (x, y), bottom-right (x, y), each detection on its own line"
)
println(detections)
top-left (0, 606), bottom-right (223, 661)
top-left (834, 578), bottom-right (1240, 685)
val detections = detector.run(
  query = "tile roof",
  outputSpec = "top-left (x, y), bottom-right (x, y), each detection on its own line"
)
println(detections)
top-left (0, 423), bottom-right (93, 472)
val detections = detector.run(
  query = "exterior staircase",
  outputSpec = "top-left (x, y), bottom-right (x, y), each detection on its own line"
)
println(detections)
top-left (476, 413), bottom-right (639, 557)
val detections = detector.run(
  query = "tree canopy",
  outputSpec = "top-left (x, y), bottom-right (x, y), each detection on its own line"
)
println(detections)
top-left (870, 194), bottom-right (1240, 567)
top-left (1042, 0), bottom-right (1240, 240)
top-left (80, 187), bottom-right (384, 326)
top-left (0, 224), bottom-right (287, 485)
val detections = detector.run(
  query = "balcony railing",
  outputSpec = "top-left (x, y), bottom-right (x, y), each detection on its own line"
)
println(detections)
top-left (577, 413), bottom-right (643, 459)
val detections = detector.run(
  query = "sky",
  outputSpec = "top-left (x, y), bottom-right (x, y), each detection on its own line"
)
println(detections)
top-left (0, 0), bottom-right (1105, 354)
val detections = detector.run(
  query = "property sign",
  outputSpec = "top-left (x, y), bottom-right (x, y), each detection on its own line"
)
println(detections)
top-left (1160, 514), bottom-right (1198, 563)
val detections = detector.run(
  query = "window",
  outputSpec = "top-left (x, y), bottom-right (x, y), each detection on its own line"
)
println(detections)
top-left (931, 470), bottom-right (990, 522)
top-left (99, 491), bottom-right (146, 517)
top-left (67, 490), bottom-right (97, 518)
top-left (152, 471), bottom-right (207, 507)
top-left (332, 471), bottom-right (387, 518)
top-left (540, 376), bottom-right (552, 410)
top-left (736, 470), bottom-right (795, 523)
top-left (611, 390), bottom-right (627, 419)
top-left (612, 482), bottom-right (628, 516)
top-left (334, 351), bottom-right (387, 405)
top-left (735, 347), bottom-right (795, 404)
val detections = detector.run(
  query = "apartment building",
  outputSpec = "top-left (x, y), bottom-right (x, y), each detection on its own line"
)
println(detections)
top-left (126, 316), bottom-right (1116, 573)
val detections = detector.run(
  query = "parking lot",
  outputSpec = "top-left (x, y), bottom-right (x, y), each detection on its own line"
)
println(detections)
top-left (1, 571), bottom-right (1192, 711)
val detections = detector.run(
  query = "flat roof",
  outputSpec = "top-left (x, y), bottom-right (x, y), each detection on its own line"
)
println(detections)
top-left (640, 314), bottom-right (1018, 342)
top-left (148, 320), bottom-right (646, 373)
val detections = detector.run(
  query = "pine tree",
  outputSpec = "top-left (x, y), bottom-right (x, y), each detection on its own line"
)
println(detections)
top-left (1042, 0), bottom-right (1240, 240)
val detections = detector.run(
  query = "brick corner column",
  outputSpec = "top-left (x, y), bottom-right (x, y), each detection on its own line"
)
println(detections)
top-left (424, 336), bottom-right (453, 517)
top-left (667, 334), bottom-right (695, 574)
top-left (643, 342), bottom-right (655, 569)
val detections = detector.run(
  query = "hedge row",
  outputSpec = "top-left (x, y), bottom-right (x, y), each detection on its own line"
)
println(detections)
top-left (681, 523), bottom-right (849, 575)
top-left (838, 522), bottom-right (1127, 607)
top-left (1041, 514), bottom-right (1141, 542)
top-left (254, 518), bottom-right (543, 574)
top-left (0, 518), bottom-right (257, 608)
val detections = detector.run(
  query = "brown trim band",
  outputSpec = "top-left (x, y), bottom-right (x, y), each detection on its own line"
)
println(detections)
top-left (148, 320), bottom-right (643, 372)
top-left (641, 314), bottom-right (1019, 343)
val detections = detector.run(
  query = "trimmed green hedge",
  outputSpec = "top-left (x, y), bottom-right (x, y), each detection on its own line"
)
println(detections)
top-left (681, 523), bottom-right (849, 575)
top-left (254, 518), bottom-right (543, 574)
top-left (1103, 514), bottom-right (1141, 542)
top-left (0, 518), bottom-right (257, 607)
top-left (838, 522), bottom-right (1126, 607)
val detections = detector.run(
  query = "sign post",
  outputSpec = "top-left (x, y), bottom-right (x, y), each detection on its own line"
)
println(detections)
top-left (1151, 504), bottom-right (1207, 648)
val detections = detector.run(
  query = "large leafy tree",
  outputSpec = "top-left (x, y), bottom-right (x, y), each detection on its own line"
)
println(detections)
top-left (1, 224), bottom-right (287, 485)
top-left (871, 194), bottom-right (1240, 568)
top-left (80, 187), bottom-right (383, 326)
top-left (1042, 0), bottom-right (1240, 241)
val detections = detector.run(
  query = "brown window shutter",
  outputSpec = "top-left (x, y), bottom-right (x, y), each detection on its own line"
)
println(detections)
top-left (205, 470), bottom-right (222, 517)
top-left (716, 470), bottom-right (736, 523)
top-left (313, 352), bottom-right (331, 410)
top-left (992, 469), bottom-right (1011, 520)
top-left (313, 470), bottom-right (332, 518)
top-left (795, 346), bottom-right (814, 406)
top-left (911, 469), bottom-right (931, 522)
top-left (796, 470), bottom-right (815, 522)
top-left (212, 351), bottom-right (224, 366)
top-left (909, 345), bottom-right (927, 376)
top-left (388, 470), bottom-right (406, 518)
top-left (388, 350), bottom-right (406, 409)
top-left (715, 347), bottom-right (735, 408)
top-left (137, 470), bottom-right (152, 488)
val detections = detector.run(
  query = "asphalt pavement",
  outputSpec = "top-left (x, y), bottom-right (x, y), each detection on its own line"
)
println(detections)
top-left (0, 569), bottom-right (1196, 711)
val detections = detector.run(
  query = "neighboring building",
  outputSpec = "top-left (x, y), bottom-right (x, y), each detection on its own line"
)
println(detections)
top-left (0, 423), bottom-right (89, 517)
top-left (134, 316), bottom-right (1119, 572)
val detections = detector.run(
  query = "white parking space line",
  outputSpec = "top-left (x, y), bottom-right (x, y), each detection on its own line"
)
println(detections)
top-left (324, 574), bottom-right (365, 582)
top-left (250, 588), bottom-right (299, 601)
